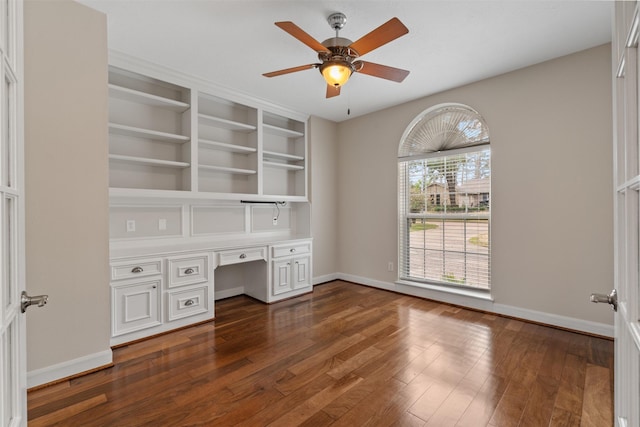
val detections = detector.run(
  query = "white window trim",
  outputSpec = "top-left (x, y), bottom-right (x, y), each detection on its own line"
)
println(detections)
top-left (398, 104), bottom-right (491, 294)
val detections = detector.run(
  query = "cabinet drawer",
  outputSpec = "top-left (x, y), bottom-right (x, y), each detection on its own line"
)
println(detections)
top-left (111, 258), bottom-right (162, 281)
top-left (218, 247), bottom-right (267, 266)
top-left (271, 241), bottom-right (311, 258)
top-left (112, 279), bottom-right (161, 337)
top-left (167, 285), bottom-right (209, 321)
top-left (167, 254), bottom-right (209, 288)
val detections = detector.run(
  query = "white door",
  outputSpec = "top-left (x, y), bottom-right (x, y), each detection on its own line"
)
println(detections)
top-left (292, 256), bottom-right (311, 290)
top-left (610, 3), bottom-right (640, 426)
top-left (272, 259), bottom-right (292, 295)
top-left (0, 0), bottom-right (24, 425)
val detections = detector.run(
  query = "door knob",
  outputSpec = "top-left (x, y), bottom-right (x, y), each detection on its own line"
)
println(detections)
top-left (590, 289), bottom-right (617, 312)
top-left (21, 291), bottom-right (49, 313)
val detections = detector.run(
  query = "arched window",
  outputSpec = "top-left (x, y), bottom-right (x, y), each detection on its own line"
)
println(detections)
top-left (398, 103), bottom-right (491, 290)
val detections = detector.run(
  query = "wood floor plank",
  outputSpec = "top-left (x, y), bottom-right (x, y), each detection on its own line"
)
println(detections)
top-left (581, 363), bottom-right (613, 427)
top-left (553, 353), bottom-right (587, 419)
top-left (27, 281), bottom-right (614, 427)
top-left (455, 374), bottom-right (510, 427)
top-left (269, 372), bottom-right (363, 426)
top-left (29, 394), bottom-right (107, 427)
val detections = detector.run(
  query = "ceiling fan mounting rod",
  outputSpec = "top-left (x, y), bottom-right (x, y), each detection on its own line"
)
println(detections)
top-left (327, 12), bottom-right (347, 35)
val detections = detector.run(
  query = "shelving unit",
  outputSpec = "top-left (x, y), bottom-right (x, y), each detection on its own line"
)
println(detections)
top-left (107, 60), bottom-right (309, 201)
top-left (108, 55), bottom-right (313, 345)
top-left (262, 112), bottom-right (306, 198)
top-left (197, 94), bottom-right (259, 195)
top-left (108, 66), bottom-right (192, 191)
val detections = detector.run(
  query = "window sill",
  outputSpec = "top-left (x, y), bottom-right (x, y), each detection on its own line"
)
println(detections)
top-left (395, 279), bottom-right (494, 302)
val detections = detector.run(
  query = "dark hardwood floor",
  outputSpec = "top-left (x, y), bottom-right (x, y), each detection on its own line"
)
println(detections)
top-left (28, 280), bottom-right (613, 426)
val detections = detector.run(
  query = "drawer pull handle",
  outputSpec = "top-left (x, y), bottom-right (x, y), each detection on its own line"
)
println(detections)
top-left (239, 253), bottom-right (247, 259)
top-left (184, 268), bottom-right (195, 275)
top-left (184, 299), bottom-right (195, 307)
top-left (131, 266), bottom-right (144, 273)
top-left (152, 285), bottom-right (157, 289)
top-left (290, 248), bottom-right (296, 253)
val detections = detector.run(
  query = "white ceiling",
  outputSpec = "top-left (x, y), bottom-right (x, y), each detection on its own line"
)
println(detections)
top-left (79, 0), bottom-right (612, 122)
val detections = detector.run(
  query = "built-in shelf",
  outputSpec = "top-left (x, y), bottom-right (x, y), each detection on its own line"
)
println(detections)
top-left (263, 161), bottom-right (305, 171)
top-left (108, 62), bottom-right (307, 199)
top-left (199, 139), bottom-right (257, 153)
top-left (263, 150), bottom-right (305, 162)
top-left (198, 114), bottom-right (257, 132)
top-left (109, 123), bottom-right (190, 144)
top-left (263, 123), bottom-right (304, 138)
top-left (198, 164), bottom-right (257, 175)
top-left (109, 84), bottom-right (190, 112)
top-left (109, 154), bottom-right (190, 168)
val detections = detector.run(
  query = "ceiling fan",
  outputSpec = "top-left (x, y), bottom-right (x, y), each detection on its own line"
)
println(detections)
top-left (263, 13), bottom-right (410, 98)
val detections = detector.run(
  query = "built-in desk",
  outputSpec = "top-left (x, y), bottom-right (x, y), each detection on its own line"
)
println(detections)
top-left (109, 237), bottom-right (312, 346)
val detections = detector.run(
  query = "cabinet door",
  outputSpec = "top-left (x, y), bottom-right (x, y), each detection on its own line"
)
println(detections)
top-left (112, 279), bottom-right (161, 336)
top-left (272, 258), bottom-right (292, 295)
top-left (292, 256), bottom-right (311, 289)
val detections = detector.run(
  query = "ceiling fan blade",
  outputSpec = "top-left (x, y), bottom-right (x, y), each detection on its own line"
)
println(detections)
top-left (326, 84), bottom-right (341, 98)
top-left (275, 21), bottom-right (331, 53)
top-left (356, 61), bottom-right (410, 82)
top-left (263, 64), bottom-right (318, 77)
top-left (349, 17), bottom-right (409, 56)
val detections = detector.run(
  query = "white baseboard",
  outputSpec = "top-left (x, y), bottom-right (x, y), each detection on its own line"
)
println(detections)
top-left (27, 349), bottom-right (113, 389)
top-left (492, 303), bottom-right (614, 337)
top-left (332, 272), bottom-right (614, 338)
top-left (313, 272), bottom-right (339, 285)
top-left (215, 286), bottom-right (244, 300)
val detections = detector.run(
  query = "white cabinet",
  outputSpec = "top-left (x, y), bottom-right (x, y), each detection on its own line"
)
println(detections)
top-left (165, 253), bottom-right (211, 321)
top-left (272, 256), bottom-right (311, 295)
top-left (110, 252), bottom-right (214, 346)
top-left (270, 240), bottom-right (312, 300)
top-left (111, 277), bottom-right (162, 337)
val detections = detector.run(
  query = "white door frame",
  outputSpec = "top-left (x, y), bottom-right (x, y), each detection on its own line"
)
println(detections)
top-left (0, 0), bottom-right (25, 425)
top-left (612, 2), bottom-right (640, 426)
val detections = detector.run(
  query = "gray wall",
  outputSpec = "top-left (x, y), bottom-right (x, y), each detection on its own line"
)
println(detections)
top-left (309, 116), bottom-right (339, 280)
top-left (24, 0), bottom-right (110, 377)
top-left (322, 44), bottom-right (613, 327)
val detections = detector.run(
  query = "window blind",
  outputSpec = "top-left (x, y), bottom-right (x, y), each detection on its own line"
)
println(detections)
top-left (398, 104), bottom-right (491, 290)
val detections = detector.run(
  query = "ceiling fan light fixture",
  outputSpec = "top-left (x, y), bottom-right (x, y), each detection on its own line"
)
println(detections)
top-left (320, 61), bottom-right (353, 87)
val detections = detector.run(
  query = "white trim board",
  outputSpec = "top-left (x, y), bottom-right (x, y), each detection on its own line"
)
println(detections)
top-left (313, 273), bottom-right (340, 285)
top-left (27, 349), bottom-right (113, 389)
top-left (325, 273), bottom-right (614, 338)
top-left (214, 286), bottom-right (244, 301)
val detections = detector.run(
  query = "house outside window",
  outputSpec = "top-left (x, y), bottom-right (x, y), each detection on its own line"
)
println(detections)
top-left (398, 104), bottom-right (491, 290)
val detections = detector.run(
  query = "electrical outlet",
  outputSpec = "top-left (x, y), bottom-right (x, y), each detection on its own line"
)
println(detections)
top-left (272, 217), bottom-right (278, 226)
top-left (126, 220), bottom-right (136, 233)
top-left (158, 218), bottom-right (167, 231)
top-left (388, 262), bottom-right (394, 272)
